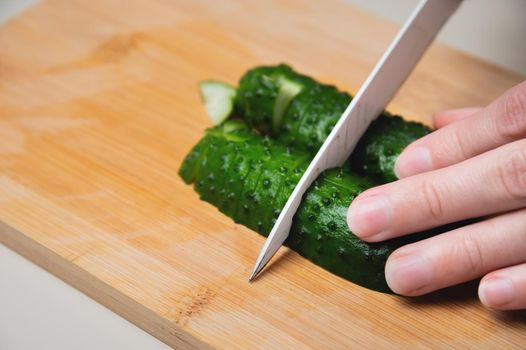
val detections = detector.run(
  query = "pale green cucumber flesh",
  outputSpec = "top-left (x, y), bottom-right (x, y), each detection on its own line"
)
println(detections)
top-left (199, 80), bottom-right (237, 126)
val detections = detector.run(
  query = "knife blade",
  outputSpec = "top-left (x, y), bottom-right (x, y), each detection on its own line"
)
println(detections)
top-left (249, 0), bottom-right (462, 282)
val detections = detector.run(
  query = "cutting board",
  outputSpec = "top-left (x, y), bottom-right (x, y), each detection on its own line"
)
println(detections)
top-left (1, 0), bottom-right (525, 348)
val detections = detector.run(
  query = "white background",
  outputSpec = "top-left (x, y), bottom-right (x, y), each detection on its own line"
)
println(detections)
top-left (345, 0), bottom-right (526, 76)
top-left (1, 1), bottom-right (525, 349)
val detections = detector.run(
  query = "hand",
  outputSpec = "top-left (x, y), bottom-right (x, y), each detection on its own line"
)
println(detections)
top-left (347, 81), bottom-right (526, 310)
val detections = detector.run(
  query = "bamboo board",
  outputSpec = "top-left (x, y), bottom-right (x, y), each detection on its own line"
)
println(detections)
top-left (0, 0), bottom-right (525, 348)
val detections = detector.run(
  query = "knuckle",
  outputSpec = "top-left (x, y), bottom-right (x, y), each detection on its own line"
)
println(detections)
top-left (452, 126), bottom-right (471, 160)
top-left (497, 83), bottom-right (526, 139)
top-left (497, 146), bottom-right (526, 200)
top-left (458, 231), bottom-right (485, 273)
top-left (420, 179), bottom-right (445, 223)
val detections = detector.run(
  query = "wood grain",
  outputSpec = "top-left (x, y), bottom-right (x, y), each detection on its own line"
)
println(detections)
top-left (1, 0), bottom-right (525, 348)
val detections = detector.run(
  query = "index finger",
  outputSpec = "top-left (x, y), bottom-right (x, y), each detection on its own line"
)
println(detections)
top-left (347, 139), bottom-right (526, 242)
top-left (395, 81), bottom-right (526, 178)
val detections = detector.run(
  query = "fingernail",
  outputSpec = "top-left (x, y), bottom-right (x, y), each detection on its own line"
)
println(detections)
top-left (385, 254), bottom-right (432, 295)
top-left (395, 147), bottom-right (433, 178)
top-left (479, 278), bottom-right (515, 308)
top-left (347, 195), bottom-right (391, 238)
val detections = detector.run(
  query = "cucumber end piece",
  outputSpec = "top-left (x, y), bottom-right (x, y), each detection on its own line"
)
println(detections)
top-left (199, 80), bottom-right (237, 126)
top-left (272, 77), bottom-right (303, 131)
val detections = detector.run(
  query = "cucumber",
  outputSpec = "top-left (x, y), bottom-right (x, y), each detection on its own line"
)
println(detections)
top-left (278, 83), bottom-right (352, 154)
top-left (182, 65), bottom-right (436, 292)
top-left (199, 80), bottom-right (237, 126)
top-left (219, 65), bottom-right (431, 181)
top-left (179, 121), bottom-right (436, 292)
top-left (234, 64), bottom-right (350, 146)
top-left (348, 114), bottom-right (431, 183)
top-left (234, 64), bottom-right (314, 133)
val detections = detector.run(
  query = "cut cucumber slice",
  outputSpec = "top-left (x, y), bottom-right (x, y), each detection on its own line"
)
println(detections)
top-left (272, 77), bottom-right (303, 131)
top-left (199, 80), bottom-right (237, 126)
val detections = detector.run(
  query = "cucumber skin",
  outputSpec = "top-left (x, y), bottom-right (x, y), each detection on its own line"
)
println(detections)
top-left (234, 65), bottom-right (431, 181)
top-left (278, 83), bottom-right (352, 154)
top-left (180, 123), bottom-right (311, 235)
top-left (349, 114), bottom-right (432, 183)
top-left (179, 122), bottom-right (432, 293)
top-left (234, 64), bottom-right (315, 134)
top-left (235, 64), bottom-right (348, 152)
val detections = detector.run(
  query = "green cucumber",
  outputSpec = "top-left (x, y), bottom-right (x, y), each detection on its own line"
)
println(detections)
top-left (179, 122), bottom-right (438, 292)
top-left (199, 80), bottom-right (237, 126)
top-left (278, 84), bottom-right (352, 153)
top-left (234, 64), bottom-right (314, 133)
top-left (181, 65), bottom-right (437, 292)
top-left (234, 64), bottom-right (351, 152)
top-left (348, 114), bottom-right (431, 183)
top-left (227, 65), bottom-right (432, 181)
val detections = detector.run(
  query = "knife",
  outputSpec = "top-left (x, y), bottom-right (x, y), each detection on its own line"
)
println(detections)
top-left (249, 0), bottom-right (463, 282)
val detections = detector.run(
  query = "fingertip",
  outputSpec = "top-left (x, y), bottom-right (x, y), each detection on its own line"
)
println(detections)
top-left (394, 146), bottom-right (433, 178)
top-left (385, 250), bottom-right (432, 296)
top-left (479, 276), bottom-right (516, 310)
top-left (346, 194), bottom-right (392, 240)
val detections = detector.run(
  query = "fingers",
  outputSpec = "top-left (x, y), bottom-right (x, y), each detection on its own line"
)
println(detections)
top-left (395, 81), bottom-right (526, 178)
top-left (347, 139), bottom-right (526, 241)
top-left (385, 208), bottom-right (526, 296)
top-left (479, 263), bottom-right (526, 310)
top-left (433, 107), bottom-right (482, 129)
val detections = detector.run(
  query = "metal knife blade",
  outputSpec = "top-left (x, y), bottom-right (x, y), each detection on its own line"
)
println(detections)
top-left (249, 0), bottom-right (462, 282)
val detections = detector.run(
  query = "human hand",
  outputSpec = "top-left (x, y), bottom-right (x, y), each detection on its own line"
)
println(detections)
top-left (347, 81), bottom-right (526, 310)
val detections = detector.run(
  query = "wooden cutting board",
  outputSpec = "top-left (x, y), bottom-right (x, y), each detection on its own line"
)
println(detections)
top-left (1, 0), bottom-right (525, 348)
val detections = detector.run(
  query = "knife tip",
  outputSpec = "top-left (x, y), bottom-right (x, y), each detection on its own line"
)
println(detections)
top-left (248, 263), bottom-right (264, 283)
top-left (248, 270), bottom-right (258, 283)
